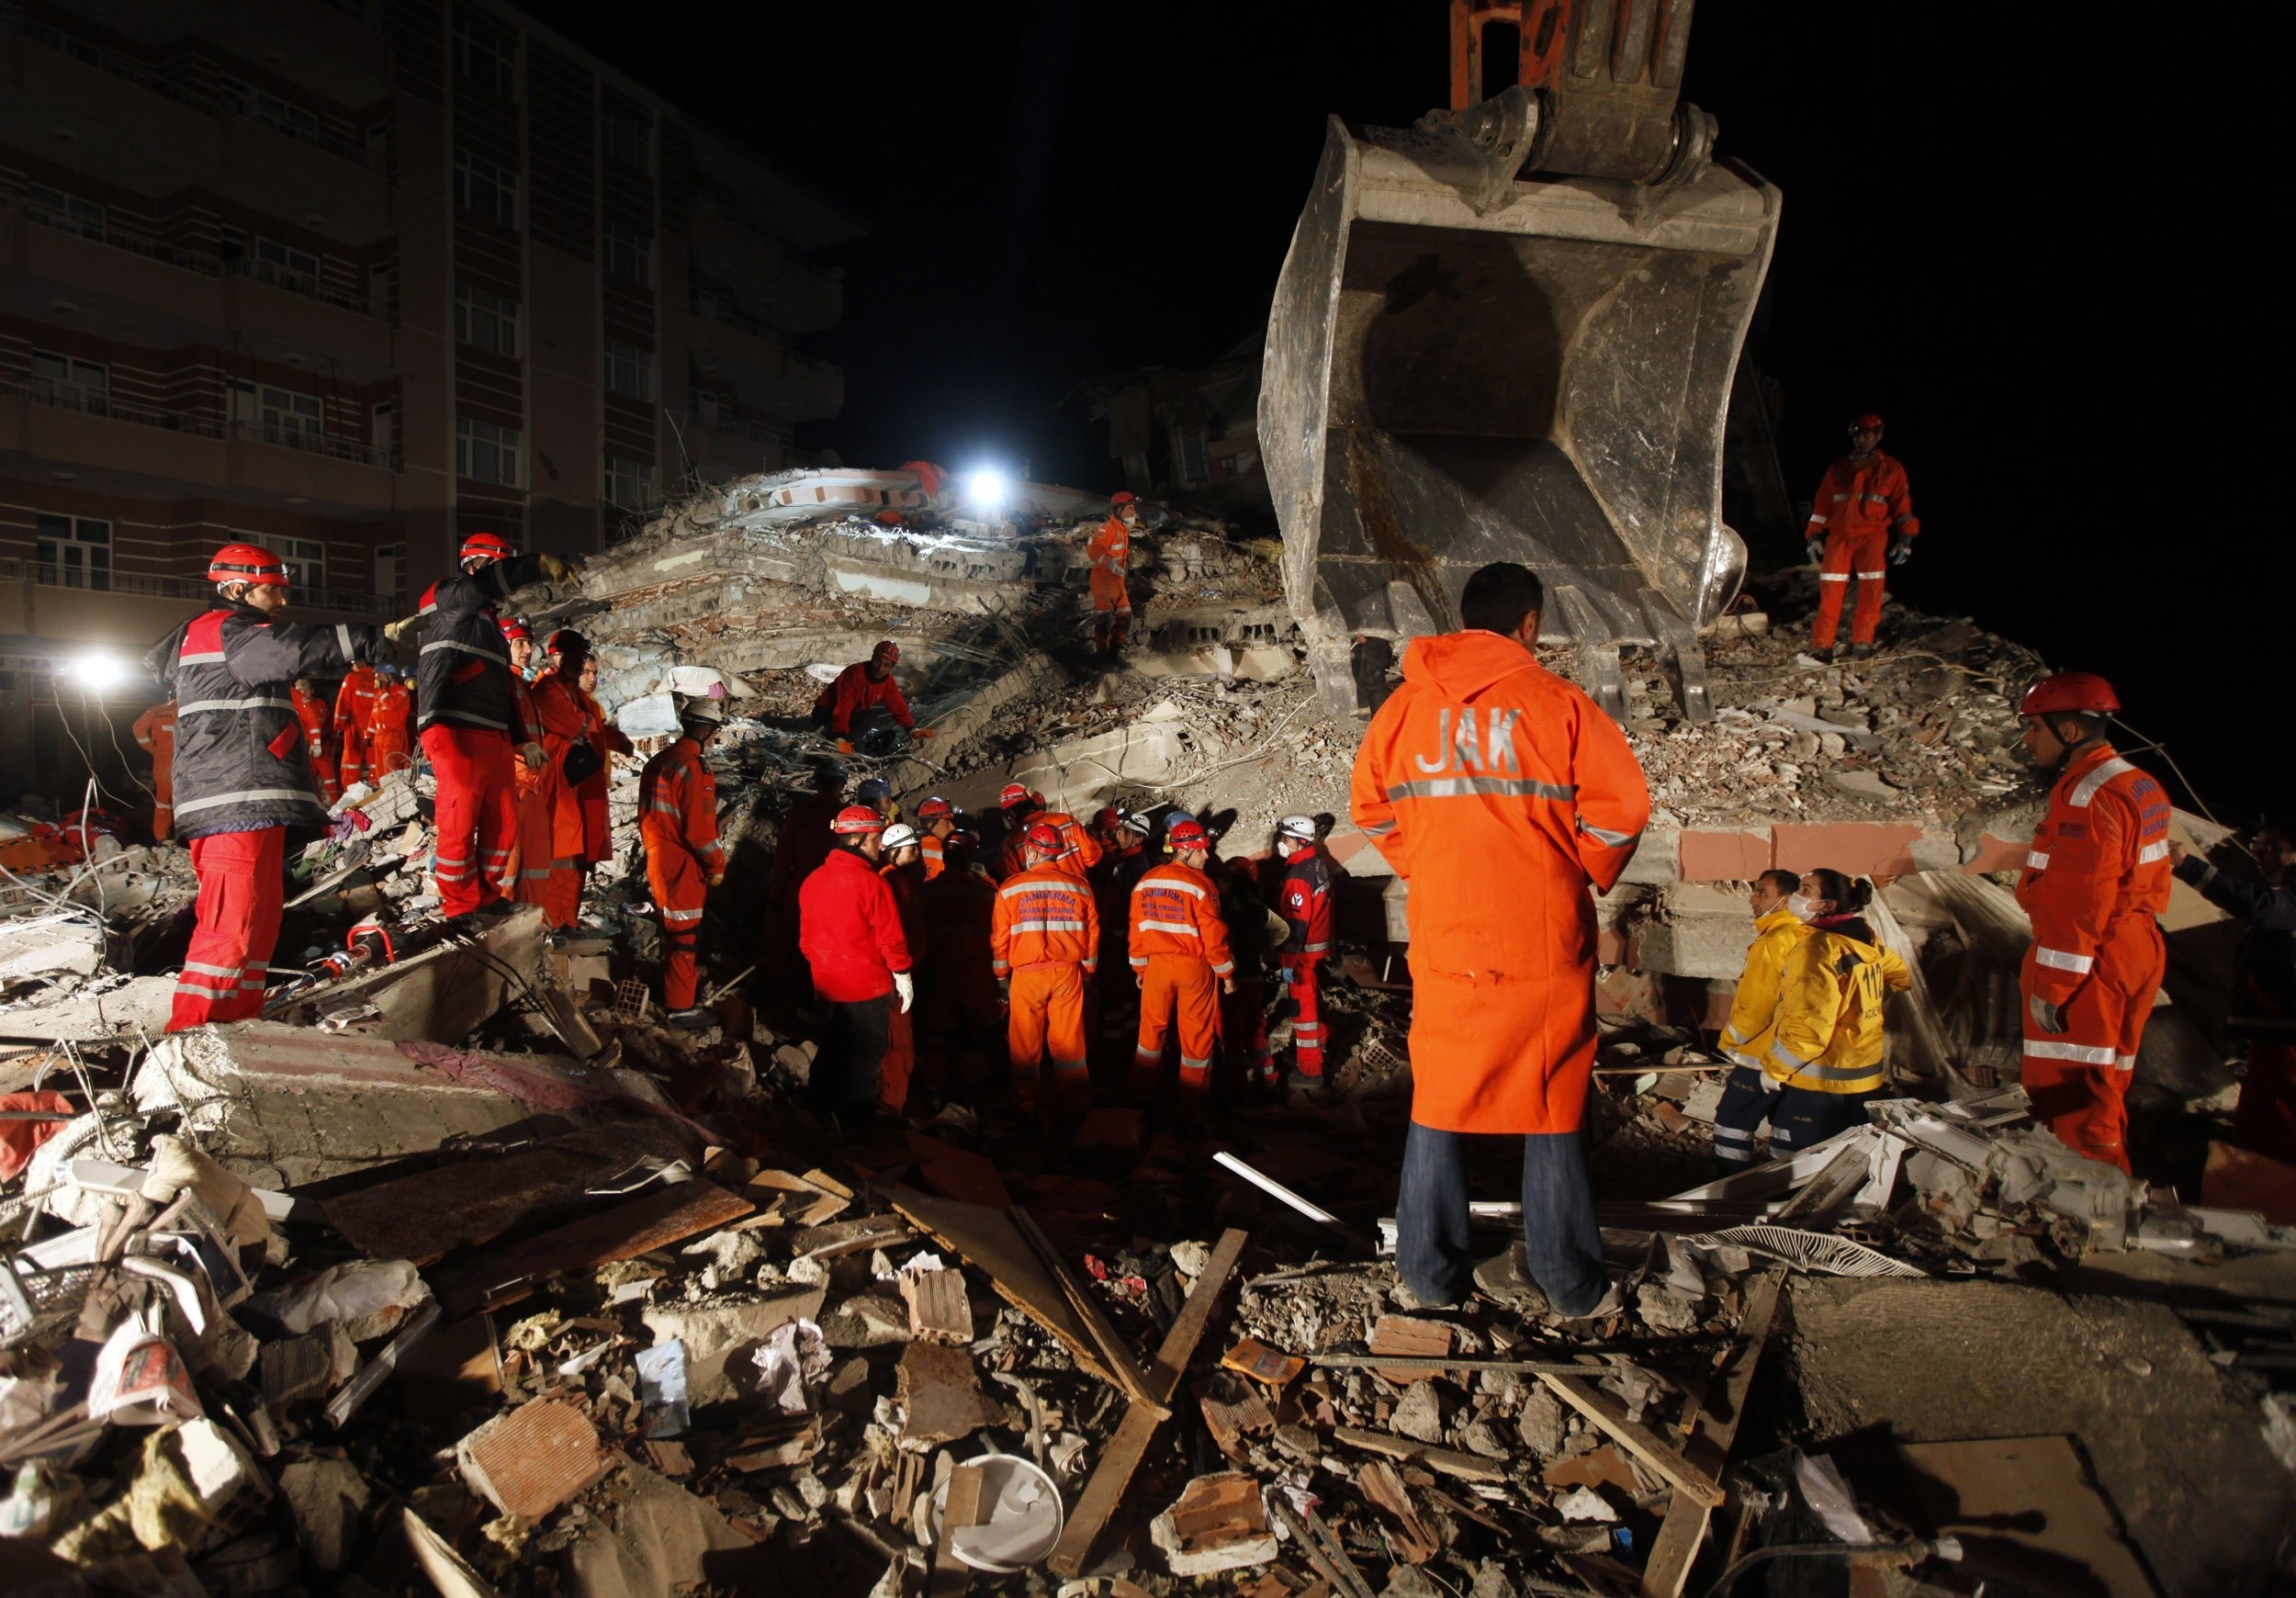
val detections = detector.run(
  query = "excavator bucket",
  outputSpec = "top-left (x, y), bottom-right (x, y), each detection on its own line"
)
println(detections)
top-left (1258, 115), bottom-right (1780, 723)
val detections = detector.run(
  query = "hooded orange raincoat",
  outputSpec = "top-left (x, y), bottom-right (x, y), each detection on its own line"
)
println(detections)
top-left (1350, 631), bottom-right (1650, 1133)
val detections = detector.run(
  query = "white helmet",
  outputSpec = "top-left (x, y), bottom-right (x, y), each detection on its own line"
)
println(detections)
top-left (881, 823), bottom-right (920, 851)
top-left (678, 694), bottom-right (726, 727)
top-left (1277, 814), bottom-right (1317, 841)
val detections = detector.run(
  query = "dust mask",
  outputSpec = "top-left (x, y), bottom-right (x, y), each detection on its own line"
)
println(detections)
top-left (1785, 893), bottom-right (1819, 922)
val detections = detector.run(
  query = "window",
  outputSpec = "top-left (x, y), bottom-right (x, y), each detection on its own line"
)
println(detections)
top-left (603, 455), bottom-right (654, 512)
top-left (36, 514), bottom-right (111, 591)
top-left (230, 380), bottom-right (321, 444)
top-left (253, 235), bottom-right (321, 295)
top-left (30, 352), bottom-right (108, 414)
top-left (456, 416), bottom-right (522, 486)
top-left (693, 390), bottom-right (728, 429)
top-left (25, 184), bottom-right (104, 242)
top-left (603, 220), bottom-right (650, 286)
top-left (276, 536), bottom-right (327, 590)
top-left (215, 75), bottom-right (321, 141)
top-left (452, 16), bottom-right (518, 98)
top-left (453, 151), bottom-right (518, 228)
top-left (373, 544), bottom-right (401, 601)
top-left (453, 283), bottom-right (520, 355)
top-left (602, 103), bottom-right (650, 169)
top-left (603, 340), bottom-right (651, 401)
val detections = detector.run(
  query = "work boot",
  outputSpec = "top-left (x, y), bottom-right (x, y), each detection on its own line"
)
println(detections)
top-left (1391, 1280), bottom-right (1462, 1313)
top-left (1807, 647), bottom-right (1835, 665)
top-left (1471, 1244), bottom-right (1547, 1311)
top-left (1554, 1279), bottom-right (1625, 1323)
top-left (1847, 641), bottom-right (1876, 660)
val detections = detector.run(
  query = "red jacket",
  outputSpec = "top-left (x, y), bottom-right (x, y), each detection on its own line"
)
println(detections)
top-left (1277, 843), bottom-right (1334, 959)
top-left (815, 661), bottom-right (913, 735)
top-left (1804, 451), bottom-right (1917, 545)
top-left (2016, 741), bottom-right (2174, 1006)
top-left (800, 846), bottom-right (913, 1002)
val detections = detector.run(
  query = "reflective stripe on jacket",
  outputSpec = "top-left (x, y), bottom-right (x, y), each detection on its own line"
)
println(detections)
top-left (997, 812), bottom-right (1103, 883)
top-left (992, 867), bottom-right (1099, 976)
top-left (638, 736), bottom-right (725, 878)
top-left (1764, 924), bottom-right (1911, 1094)
top-left (1277, 846), bottom-right (1334, 957)
top-left (2015, 742), bottom-right (2174, 1006)
top-left (1129, 861), bottom-right (1233, 975)
top-left (1803, 451), bottom-right (1917, 542)
top-left (413, 555), bottom-right (546, 734)
top-left (1722, 909), bottom-right (1812, 1068)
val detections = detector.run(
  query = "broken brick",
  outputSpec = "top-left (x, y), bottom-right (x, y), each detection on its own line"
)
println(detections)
top-left (898, 1265), bottom-right (973, 1345)
top-left (455, 1397), bottom-right (610, 1520)
top-left (1148, 1470), bottom-right (1277, 1576)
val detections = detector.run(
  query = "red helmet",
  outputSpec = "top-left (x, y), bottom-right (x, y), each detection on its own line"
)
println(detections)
top-left (1849, 412), bottom-right (1885, 433)
top-left (500, 619), bottom-right (532, 643)
top-left (2020, 672), bottom-right (2120, 717)
top-left (1092, 805), bottom-right (1122, 832)
top-left (831, 805), bottom-right (886, 834)
top-left (1169, 819), bottom-right (1210, 850)
top-left (872, 639), bottom-right (900, 664)
top-left (917, 796), bottom-right (956, 820)
top-left (1110, 491), bottom-right (1136, 506)
top-left (1023, 822), bottom-right (1064, 856)
top-left (546, 629), bottom-right (591, 660)
top-left (461, 530), bottom-right (515, 562)
top-left (208, 542), bottom-right (290, 589)
top-left (999, 782), bottom-right (1033, 811)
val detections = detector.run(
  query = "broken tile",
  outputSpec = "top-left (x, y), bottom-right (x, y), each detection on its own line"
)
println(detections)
top-left (456, 1397), bottom-right (609, 1520)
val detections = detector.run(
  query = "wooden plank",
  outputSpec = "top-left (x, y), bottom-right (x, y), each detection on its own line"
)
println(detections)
top-left (1638, 1268), bottom-right (1786, 1598)
top-left (1536, 1366), bottom-right (1724, 1510)
top-left (1332, 1425), bottom-right (1507, 1484)
top-left (929, 1462), bottom-right (985, 1596)
top-left (1045, 1227), bottom-right (1248, 1578)
top-left (433, 1180), bottom-right (754, 1316)
top-left (1012, 1207), bottom-right (1159, 1410)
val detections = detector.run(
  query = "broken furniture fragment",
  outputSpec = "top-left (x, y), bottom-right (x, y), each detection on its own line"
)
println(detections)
top-left (431, 1179), bottom-right (754, 1316)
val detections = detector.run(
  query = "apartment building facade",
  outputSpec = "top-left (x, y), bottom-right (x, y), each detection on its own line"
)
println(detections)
top-left (0, 0), bottom-right (859, 790)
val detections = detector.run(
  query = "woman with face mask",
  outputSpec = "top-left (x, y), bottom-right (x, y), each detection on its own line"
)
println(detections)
top-left (1755, 869), bottom-right (1912, 1158)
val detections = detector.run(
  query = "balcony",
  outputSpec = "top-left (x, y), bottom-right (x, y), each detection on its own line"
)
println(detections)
top-left (680, 297), bottom-right (843, 425)
top-left (687, 204), bottom-right (842, 336)
top-left (0, 557), bottom-right (390, 616)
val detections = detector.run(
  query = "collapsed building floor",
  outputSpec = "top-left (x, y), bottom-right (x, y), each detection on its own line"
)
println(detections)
top-left (4, 465), bottom-right (2292, 1597)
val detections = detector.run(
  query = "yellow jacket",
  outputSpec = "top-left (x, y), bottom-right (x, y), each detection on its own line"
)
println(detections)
top-left (1764, 925), bottom-right (1910, 1095)
top-left (1720, 909), bottom-right (1811, 1070)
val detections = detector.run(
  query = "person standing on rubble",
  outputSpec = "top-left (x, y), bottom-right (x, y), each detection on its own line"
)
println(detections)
top-left (918, 831), bottom-right (1001, 1096)
top-left (992, 821), bottom-right (1100, 1121)
top-left (332, 659), bottom-right (380, 792)
top-left (1803, 412), bottom-right (1918, 663)
top-left (2172, 820), bottom-right (2296, 1165)
top-left (130, 697), bottom-right (177, 841)
top-left (502, 620), bottom-right (557, 917)
top-left (291, 678), bottom-right (341, 805)
top-left (641, 696), bottom-right (729, 1027)
top-left (1095, 812), bottom-right (1154, 1063)
top-left (876, 822), bottom-right (929, 1114)
top-left (799, 805), bottom-right (914, 1131)
top-left (1709, 870), bottom-right (1812, 1168)
top-left (1754, 870), bottom-right (1910, 1153)
top-left (1275, 814), bottom-right (1336, 1086)
top-left (149, 544), bottom-right (384, 1030)
top-left (814, 640), bottom-right (933, 756)
top-left (1349, 560), bottom-right (1650, 1317)
top-left (1210, 833), bottom-right (1278, 1090)
top-left (366, 666), bottom-right (412, 778)
top-left (917, 796), bottom-right (959, 880)
top-left (531, 631), bottom-right (632, 927)
top-left (1086, 493), bottom-right (1140, 656)
top-left (2014, 671), bottom-right (2173, 1173)
top-left (994, 783), bottom-right (1101, 883)
top-left (393, 531), bottom-right (579, 917)
top-left (1129, 816), bottom-right (1236, 1117)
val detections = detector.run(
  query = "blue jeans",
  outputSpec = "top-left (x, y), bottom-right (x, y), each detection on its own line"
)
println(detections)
top-left (1714, 1069), bottom-right (1874, 1167)
top-left (1397, 1120), bottom-right (1606, 1316)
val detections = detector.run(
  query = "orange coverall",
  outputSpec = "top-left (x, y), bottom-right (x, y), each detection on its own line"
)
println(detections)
top-left (1349, 630), bottom-right (1650, 1133)
top-left (639, 734), bottom-right (726, 1011)
top-left (2015, 741), bottom-right (2173, 1172)
top-left (292, 686), bottom-right (341, 805)
top-left (366, 679), bottom-right (412, 776)
top-left (879, 858), bottom-right (929, 1113)
top-left (531, 670), bottom-right (632, 927)
top-left (131, 701), bottom-right (177, 840)
top-left (1129, 860), bottom-right (1234, 1106)
top-left (991, 866), bottom-right (1099, 1116)
top-left (510, 677), bottom-right (561, 917)
top-left (996, 811), bottom-right (1102, 883)
top-left (1086, 516), bottom-right (1132, 649)
top-left (1805, 451), bottom-right (1917, 650)
top-left (333, 664), bottom-right (379, 789)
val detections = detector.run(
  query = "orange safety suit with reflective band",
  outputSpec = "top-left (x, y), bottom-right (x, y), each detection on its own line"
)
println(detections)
top-left (293, 685), bottom-right (341, 805)
top-left (1087, 515), bottom-right (1132, 648)
top-left (991, 866), bottom-right (1099, 1116)
top-left (640, 735), bottom-right (725, 1011)
top-left (1349, 630), bottom-right (1650, 1133)
top-left (366, 679), bottom-right (412, 776)
top-left (1762, 925), bottom-right (1910, 1094)
top-left (920, 833), bottom-right (946, 881)
top-left (530, 670), bottom-right (630, 927)
top-left (1806, 450), bottom-right (1917, 650)
top-left (1128, 860), bottom-right (1233, 1104)
top-left (879, 858), bottom-right (928, 1113)
top-left (1277, 843), bottom-right (1336, 1077)
top-left (997, 811), bottom-right (1102, 883)
top-left (131, 701), bottom-right (177, 840)
top-left (333, 664), bottom-right (379, 789)
top-left (2015, 741), bottom-right (2173, 1171)
top-left (510, 676), bottom-right (561, 919)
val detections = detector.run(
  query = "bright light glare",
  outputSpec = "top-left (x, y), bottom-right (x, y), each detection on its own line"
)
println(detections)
top-left (964, 469), bottom-right (1007, 510)
top-left (65, 651), bottom-right (128, 692)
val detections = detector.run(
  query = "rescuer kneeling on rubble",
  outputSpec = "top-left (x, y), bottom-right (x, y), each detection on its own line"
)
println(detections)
top-left (1749, 870), bottom-right (1910, 1154)
top-left (1710, 869), bottom-right (1810, 1167)
top-left (641, 695), bottom-right (729, 1028)
top-left (152, 544), bottom-right (384, 1031)
top-left (799, 805), bottom-right (915, 1131)
top-left (814, 639), bottom-right (933, 756)
top-left (1349, 561), bottom-right (1650, 1317)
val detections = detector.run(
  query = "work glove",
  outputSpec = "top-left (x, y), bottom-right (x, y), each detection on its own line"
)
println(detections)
top-left (1282, 964), bottom-right (1301, 987)
top-left (2028, 995), bottom-right (2070, 1035)
top-left (1888, 535), bottom-right (1913, 567)
top-left (1760, 1070), bottom-right (1784, 1095)
top-left (520, 742), bottom-right (546, 771)
top-left (894, 971), bottom-right (915, 1014)
top-left (707, 872), bottom-right (725, 888)
top-left (383, 614), bottom-right (422, 645)
top-left (1804, 537), bottom-right (1827, 565)
top-left (536, 552), bottom-right (586, 584)
top-left (912, 727), bottom-right (936, 741)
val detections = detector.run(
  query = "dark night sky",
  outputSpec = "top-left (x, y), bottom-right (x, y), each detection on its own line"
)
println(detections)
top-left (554, 3), bottom-right (2270, 825)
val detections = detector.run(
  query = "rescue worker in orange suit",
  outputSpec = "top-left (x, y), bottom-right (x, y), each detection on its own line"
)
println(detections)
top-left (918, 832), bottom-right (1002, 1094)
top-left (501, 620), bottom-right (557, 917)
top-left (875, 823), bottom-right (929, 1115)
top-left (991, 822), bottom-right (1100, 1120)
top-left (395, 530), bottom-right (577, 917)
top-left (1129, 816), bottom-right (1236, 1114)
top-left (994, 783), bottom-right (1101, 883)
top-left (2172, 820), bottom-right (2296, 1165)
top-left (530, 632), bottom-right (632, 927)
top-left (2015, 672), bottom-right (2173, 1174)
top-left (814, 639), bottom-right (933, 756)
top-left (332, 662), bottom-right (379, 791)
top-left (1350, 561), bottom-right (1650, 1316)
top-left (1086, 493), bottom-right (1139, 655)
top-left (1804, 412), bottom-right (1918, 663)
top-left (798, 805), bottom-right (914, 1131)
top-left (917, 796), bottom-right (959, 881)
top-left (291, 679), bottom-right (341, 805)
top-left (366, 666), bottom-right (412, 777)
top-left (130, 699), bottom-right (177, 841)
top-left (1275, 813), bottom-right (1336, 1084)
top-left (147, 544), bottom-right (382, 1030)
top-left (1755, 870), bottom-right (1910, 1153)
top-left (640, 696), bottom-right (729, 1026)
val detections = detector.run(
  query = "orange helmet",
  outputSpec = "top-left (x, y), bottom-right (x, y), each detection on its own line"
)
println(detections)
top-left (2020, 672), bottom-right (2120, 717)
top-left (831, 805), bottom-right (886, 834)
top-left (461, 530), bottom-right (514, 562)
top-left (1023, 822), bottom-right (1064, 856)
top-left (1169, 818), bottom-right (1210, 850)
top-left (1110, 490), bottom-right (1136, 506)
top-left (917, 796), bottom-right (956, 820)
top-left (999, 782), bottom-right (1033, 811)
top-left (208, 543), bottom-right (289, 589)
top-left (1849, 412), bottom-right (1884, 433)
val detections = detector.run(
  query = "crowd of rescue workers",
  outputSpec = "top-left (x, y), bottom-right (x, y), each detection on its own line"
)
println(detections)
top-left (116, 416), bottom-right (2296, 1319)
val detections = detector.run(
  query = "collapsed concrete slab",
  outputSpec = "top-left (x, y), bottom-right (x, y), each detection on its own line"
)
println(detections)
top-left (263, 902), bottom-right (549, 1043)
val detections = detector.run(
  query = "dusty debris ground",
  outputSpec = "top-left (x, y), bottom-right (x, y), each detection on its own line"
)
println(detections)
top-left (5, 474), bottom-right (2293, 1597)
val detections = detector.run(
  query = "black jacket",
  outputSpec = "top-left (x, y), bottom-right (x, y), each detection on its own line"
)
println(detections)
top-left (414, 554), bottom-right (547, 736)
top-left (2177, 855), bottom-right (2296, 1028)
top-left (147, 603), bottom-right (379, 839)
